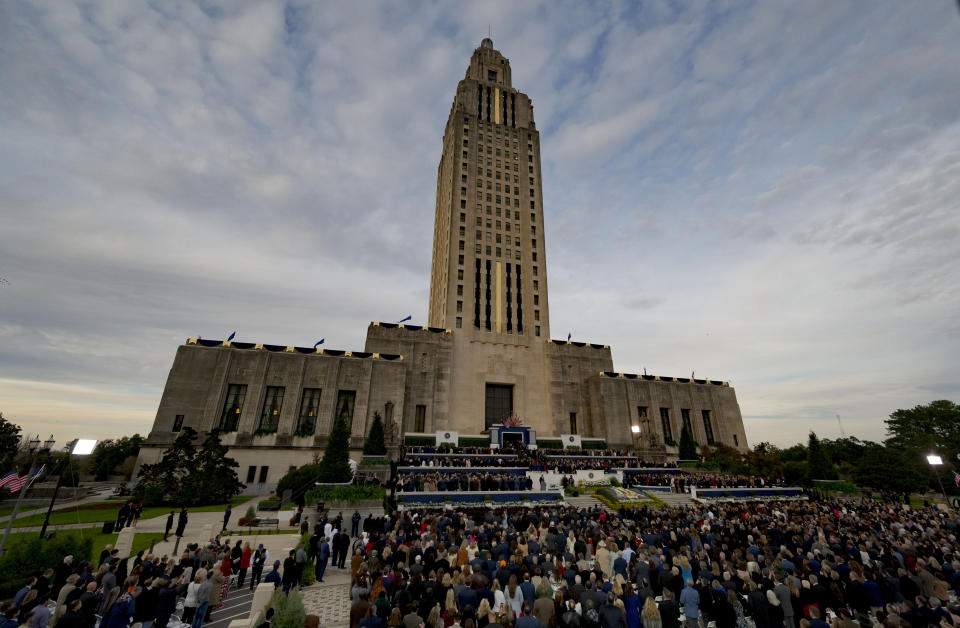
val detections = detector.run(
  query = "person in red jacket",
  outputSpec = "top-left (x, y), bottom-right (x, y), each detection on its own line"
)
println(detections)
top-left (238, 543), bottom-right (252, 589)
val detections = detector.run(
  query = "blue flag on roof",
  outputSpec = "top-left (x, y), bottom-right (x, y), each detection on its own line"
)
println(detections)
top-left (314, 339), bottom-right (325, 348)
top-left (227, 331), bottom-right (236, 342)
top-left (397, 315), bottom-right (412, 324)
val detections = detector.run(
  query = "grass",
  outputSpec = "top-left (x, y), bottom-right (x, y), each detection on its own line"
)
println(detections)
top-left (9, 495), bottom-right (251, 528)
top-left (3, 530), bottom-right (160, 563)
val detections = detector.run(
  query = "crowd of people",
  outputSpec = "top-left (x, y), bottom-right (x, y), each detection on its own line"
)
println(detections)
top-left (327, 499), bottom-right (960, 628)
top-left (619, 474), bottom-right (785, 492)
top-left (1, 535), bottom-right (279, 628)
top-left (398, 473), bottom-right (542, 493)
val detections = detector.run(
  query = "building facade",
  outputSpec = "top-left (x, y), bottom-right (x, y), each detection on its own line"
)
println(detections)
top-left (135, 40), bottom-right (749, 491)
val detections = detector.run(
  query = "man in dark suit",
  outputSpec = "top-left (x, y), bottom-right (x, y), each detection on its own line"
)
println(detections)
top-left (316, 537), bottom-right (331, 583)
top-left (282, 550), bottom-right (297, 593)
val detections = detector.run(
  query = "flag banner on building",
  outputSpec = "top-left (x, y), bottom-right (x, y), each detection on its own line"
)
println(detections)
top-left (6, 465), bottom-right (44, 493)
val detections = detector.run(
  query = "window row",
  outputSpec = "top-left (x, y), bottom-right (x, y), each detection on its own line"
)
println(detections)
top-left (639, 406), bottom-right (716, 446)
top-left (217, 385), bottom-right (358, 435)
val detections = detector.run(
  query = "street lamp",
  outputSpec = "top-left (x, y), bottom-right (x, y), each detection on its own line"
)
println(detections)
top-left (926, 454), bottom-right (949, 504)
top-left (39, 438), bottom-right (98, 539)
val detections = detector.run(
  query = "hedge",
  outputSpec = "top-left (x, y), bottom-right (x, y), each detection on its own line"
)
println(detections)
top-left (305, 485), bottom-right (385, 505)
top-left (404, 436), bottom-right (436, 446)
top-left (458, 437), bottom-right (490, 448)
top-left (582, 440), bottom-right (608, 450)
top-left (537, 439), bottom-right (562, 449)
top-left (0, 532), bottom-right (93, 598)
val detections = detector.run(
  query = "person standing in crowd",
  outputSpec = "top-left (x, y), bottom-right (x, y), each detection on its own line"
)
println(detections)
top-left (317, 537), bottom-right (331, 583)
top-left (352, 510), bottom-right (361, 538)
top-left (176, 507), bottom-right (189, 539)
top-left (251, 544), bottom-right (268, 590)
top-left (222, 503), bottom-right (232, 533)
top-left (164, 510), bottom-right (175, 541)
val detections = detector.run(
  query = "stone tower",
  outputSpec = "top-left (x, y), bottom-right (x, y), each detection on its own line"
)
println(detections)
top-left (428, 38), bottom-right (549, 340)
top-left (425, 38), bottom-right (555, 431)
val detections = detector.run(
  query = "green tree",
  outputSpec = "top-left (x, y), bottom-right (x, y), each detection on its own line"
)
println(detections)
top-left (885, 400), bottom-right (960, 459)
top-left (678, 423), bottom-right (698, 459)
top-left (184, 431), bottom-right (244, 504)
top-left (318, 415), bottom-right (353, 483)
top-left (806, 431), bottom-right (838, 482)
top-left (133, 428), bottom-right (242, 505)
top-left (363, 412), bottom-right (387, 456)
top-left (701, 443), bottom-right (745, 473)
top-left (87, 434), bottom-right (144, 480)
top-left (0, 413), bottom-right (21, 471)
top-left (275, 463), bottom-right (323, 506)
top-left (854, 444), bottom-right (925, 494)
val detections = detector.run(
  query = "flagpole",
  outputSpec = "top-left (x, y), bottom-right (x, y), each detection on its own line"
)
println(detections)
top-left (0, 464), bottom-right (41, 557)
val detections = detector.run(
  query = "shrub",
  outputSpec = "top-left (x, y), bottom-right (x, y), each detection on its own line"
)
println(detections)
top-left (305, 485), bottom-right (385, 505)
top-left (537, 439), bottom-right (562, 449)
top-left (275, 464), bottom-right (323, 506)
top-left (404, 435), bottom-right (436, 447)
top-left (458, 437), bottom-right (490, 448)
top-left (0, 532), bottom-right (93, 598)
top-left (258, 496), bottom-right (282, 511)
top-left (582, 440), bottom-right (608, 450)
top-left (363, 412), bottom-right (387, 456)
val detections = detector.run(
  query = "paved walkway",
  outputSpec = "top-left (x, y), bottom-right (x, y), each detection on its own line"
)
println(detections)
top-left (300, 554), bottom-right (354, 628)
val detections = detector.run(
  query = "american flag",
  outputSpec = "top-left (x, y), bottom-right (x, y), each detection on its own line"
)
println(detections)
top-left (5, 465), bottom-right (44, 494)
top-left (954, 471), bottom-right (960, 488)
top-left (0, 471), bottom-right (16, 489)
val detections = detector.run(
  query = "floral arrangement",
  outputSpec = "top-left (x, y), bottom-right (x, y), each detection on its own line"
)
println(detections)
top-left (503, 414), bottom-right (522, 428)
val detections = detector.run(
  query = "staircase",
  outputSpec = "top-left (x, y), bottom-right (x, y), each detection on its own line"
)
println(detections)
top-left (647, 491), bottom-right (697, 507)
top-left (565, 494), bottom-right (608, 510)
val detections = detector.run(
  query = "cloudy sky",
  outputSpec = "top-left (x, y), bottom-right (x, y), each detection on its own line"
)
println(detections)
top-left (2, 0), bottom-right (959, 448)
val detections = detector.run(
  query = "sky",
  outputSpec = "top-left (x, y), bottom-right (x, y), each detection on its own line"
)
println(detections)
top-left (1, 0), bottom-right (959, 448)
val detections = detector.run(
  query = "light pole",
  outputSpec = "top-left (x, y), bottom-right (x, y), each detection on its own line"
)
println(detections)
top-left (926, 454), bottom-right (949, 504)
top-left (0, 435), bottom-right (52, 557)
top-left (39, 438), bottom-right (97, 539)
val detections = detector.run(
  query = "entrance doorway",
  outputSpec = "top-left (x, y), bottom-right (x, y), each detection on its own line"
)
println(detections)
top-left (485, 383), bottom-right (513, 428)
top-left (501, 431), bottom-right (523, 447)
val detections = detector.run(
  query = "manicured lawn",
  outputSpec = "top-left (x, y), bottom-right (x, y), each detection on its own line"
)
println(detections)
top-left (11, 496), bottom-right (251, 528)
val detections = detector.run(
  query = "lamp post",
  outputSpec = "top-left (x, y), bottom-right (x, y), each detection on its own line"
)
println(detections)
top-left (39, 438), bottom-right (97, 539)
top-left (0, 435), bottom-right (52, 557)
top-left (926, 454), bottom-right (949, 504)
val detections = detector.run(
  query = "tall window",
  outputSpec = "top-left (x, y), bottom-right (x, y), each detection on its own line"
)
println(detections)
top-left (259, 386), bottom-right (285, 433)
top-left (246, 466), bottom-right (256, 483)
top-left (297, 388), bottom-right (321, 435)
top-left (335, 390), bottom-right (357, 428)
top-left (569, 412), bottom-right (577, 434)
top-left (681, 408), bottom-right (693, 442)
top-left (219, 384), bottom-right (247, 432)
top-left (637, 406), bottom-right (648, 421)
top-left (172, 415), bottom-right (184, 432)
top-left (660, 408), bottom-right (673, 442)
top-left (702, 410), bottom-right (715, 444)
top-left (415, 405), bottom-right (426, 432)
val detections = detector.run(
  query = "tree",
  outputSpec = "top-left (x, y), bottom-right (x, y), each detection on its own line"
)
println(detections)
top-left (806, 431), bottom-right (838, 482)
top-left (318, 415), bottom-right (353, 483)
top-left (183, 431), bottom-right (244, 504)
top-left (678, 423), bottom-right (698, 459)
top-left (854, 444), bottom-right (925, 495)
top-left (275, 463), bottom-right (323, 506)
top-left (701, 443), bottom-right (745, 474)
top-left (133, 428), bottom-right (242, 505)
top-left (885, 400), bottom-right (960, 460)
top-left (363, 412), bottom-right (387, 456)
top-left (0, 413), bottom-right (21, 471)
top-left (87, 435), bottom-right (144, 480)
